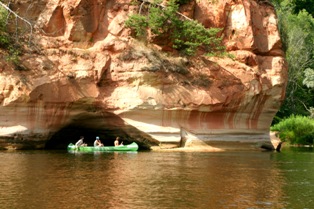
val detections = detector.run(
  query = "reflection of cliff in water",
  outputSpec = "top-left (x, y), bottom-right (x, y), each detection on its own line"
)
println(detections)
top-left (200, 151), bottom-right (286, 207)
top-left (0, 150), bottom-right (291, 208)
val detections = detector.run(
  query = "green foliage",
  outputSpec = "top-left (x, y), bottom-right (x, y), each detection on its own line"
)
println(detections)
top-left (0, 6), bottom-right (10, 48)
top-left (125, 0), bottom-right (225, 56)
top-left (271, 1), bottom-right (314, 120)
top-left (173, 19), bottom-right (224, 55)
top-left (291, 0), bottom-right (314, 17)
top-left (0, 6), bottom-right (7, 29)
top-left (271, 115), bottom-right (314, 145)
top-left (148, 0), bottom-right (179, 36)
top-left (0, 31), bottom-right (10, 48)
top-left (303, 68), bottom-right (314, 88)
top-left (6, 45), bottom-right (21, 66)
top-left (0, 5), bottom-right (22, 67)
top-left (272, 0), bottom-right (314, 17)
top-left (125, 14), bottom-right (148, 38)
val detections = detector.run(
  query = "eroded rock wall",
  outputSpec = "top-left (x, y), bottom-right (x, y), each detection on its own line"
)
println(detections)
top-left (0, 0), bottom-right (287, 150)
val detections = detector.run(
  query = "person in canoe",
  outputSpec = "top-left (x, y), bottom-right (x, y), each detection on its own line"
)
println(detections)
top-left (114, 137), bottom-right (123, 146)
top-left (75, 136), bottom-right (87, 147)
top-left (94, 136), bottom-right (104, 147)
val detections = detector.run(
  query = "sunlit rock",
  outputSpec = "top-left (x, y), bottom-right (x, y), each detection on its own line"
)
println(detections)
top-left (0, 0), bottom-right (287, 150)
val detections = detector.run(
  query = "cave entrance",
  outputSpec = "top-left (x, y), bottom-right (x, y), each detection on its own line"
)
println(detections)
top-left (45, 111), bottom-right (157, 150)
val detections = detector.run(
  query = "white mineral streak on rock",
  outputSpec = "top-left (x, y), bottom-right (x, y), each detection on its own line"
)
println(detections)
top-left (0, 125), bottom-right (28, 136)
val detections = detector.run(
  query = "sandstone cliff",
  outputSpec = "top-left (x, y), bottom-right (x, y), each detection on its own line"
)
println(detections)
top-left (0, 0), bottom-right (287, 150)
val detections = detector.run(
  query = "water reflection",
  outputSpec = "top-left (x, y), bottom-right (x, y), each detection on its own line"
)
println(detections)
top-left (0, 149), bottom-right (302, 208)
top-left (270, 147), bottom-right (314, 209)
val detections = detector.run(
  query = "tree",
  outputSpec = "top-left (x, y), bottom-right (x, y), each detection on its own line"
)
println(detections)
top-left (271, 2), bottom-right (314, 120)
top-left (125, 0), bottom-right (225, 56)
top-left (291, 0), bottom-right (314, 17)
top-left (272, 0), bottom-right (314, 17)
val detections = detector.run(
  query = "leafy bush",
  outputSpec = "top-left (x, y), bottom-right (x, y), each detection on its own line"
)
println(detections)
top-left (125, 0), bottom-right (225, 56)
top-left (0, 5), bottom-right (21, 67)
top-left (271, 115), bottom-right (314, 145)
top-left (303, 68), bottom-right (314, 88)
top-left (0, 6), bottom-right (10, 48)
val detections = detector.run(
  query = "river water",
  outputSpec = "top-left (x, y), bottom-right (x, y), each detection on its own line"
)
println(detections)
top-left (0, 147), bottom-right (313, 209)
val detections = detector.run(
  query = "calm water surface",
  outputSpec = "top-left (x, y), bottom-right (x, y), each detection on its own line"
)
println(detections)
top-left (0, 147), bottom-right (314, 209)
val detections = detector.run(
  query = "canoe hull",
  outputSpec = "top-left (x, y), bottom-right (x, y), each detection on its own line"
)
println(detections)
top-left (67, 142), bottom-right (139, 152)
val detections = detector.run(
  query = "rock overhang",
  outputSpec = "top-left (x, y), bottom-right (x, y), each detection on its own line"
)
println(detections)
top-left (0, 0), bottom-right (287, 150)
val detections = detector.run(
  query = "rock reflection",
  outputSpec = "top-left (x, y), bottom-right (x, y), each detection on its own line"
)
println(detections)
top-left (0, 150), bottom-right (288, 208)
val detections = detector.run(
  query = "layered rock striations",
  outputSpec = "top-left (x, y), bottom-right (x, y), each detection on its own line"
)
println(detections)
top-left (0, 0), bottom-right (287, 150)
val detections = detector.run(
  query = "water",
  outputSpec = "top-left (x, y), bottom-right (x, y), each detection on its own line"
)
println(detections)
top-left (0, 147), bottom-right (314, 209)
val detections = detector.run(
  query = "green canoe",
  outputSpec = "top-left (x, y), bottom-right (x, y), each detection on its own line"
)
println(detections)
top-left (67, 142), bottom-right (139, 152)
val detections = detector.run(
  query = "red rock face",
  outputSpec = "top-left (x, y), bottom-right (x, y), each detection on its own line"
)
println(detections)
top-left (0, 0), bottom-right (287, 150)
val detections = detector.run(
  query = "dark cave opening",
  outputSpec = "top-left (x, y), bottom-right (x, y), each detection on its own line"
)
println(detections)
top-left (45, 124), bottom-right (123, 149)
top-left (45, 112), bottom-right (136, 149)
top-left (44, 112), bottom-right (160, 150)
